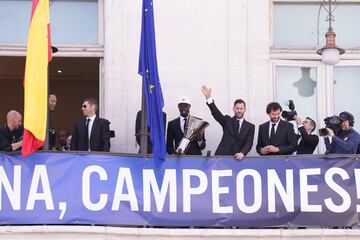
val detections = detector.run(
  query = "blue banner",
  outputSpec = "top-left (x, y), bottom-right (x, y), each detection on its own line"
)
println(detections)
top-left (1, 152), bottom-right (360, 227)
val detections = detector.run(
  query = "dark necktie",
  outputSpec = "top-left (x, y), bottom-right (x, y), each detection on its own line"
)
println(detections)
top-left (85, 118), bottom-right (90, 150)
top-left (270, 123), bottom-right (276, 144)
top-left (235, 119), bottom-right (241, 135)
top-left (183, 117), bottom-right (187, 133)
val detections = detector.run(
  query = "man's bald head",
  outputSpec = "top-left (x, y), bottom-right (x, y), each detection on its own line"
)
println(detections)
top-left (7, 110), bottom-right (22, 131)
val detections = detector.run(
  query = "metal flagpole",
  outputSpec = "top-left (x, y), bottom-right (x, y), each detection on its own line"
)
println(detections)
top-left (139, 81), bottom-right (148, 156)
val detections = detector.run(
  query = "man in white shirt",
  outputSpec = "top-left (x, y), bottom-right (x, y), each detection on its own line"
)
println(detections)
top-left (256, 102), bottom-right (297, 155)
top-left (166, 96), bottom-right (206, 155)
top-left (70, 98), bottom-right (111, 152)
top-left (201, 85), bottom-right (255, 160)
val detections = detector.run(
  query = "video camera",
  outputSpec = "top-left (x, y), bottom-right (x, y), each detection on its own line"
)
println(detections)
top-left (318, 115), bottom-right (342, 137)
top-left (282, 100), bottom-right (297, 121)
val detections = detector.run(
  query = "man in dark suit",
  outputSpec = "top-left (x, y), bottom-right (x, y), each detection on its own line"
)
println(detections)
top-left (135, 110), bottom-right (166, 154)
top-left (201, 85), bottom-right (255, 160)
top-left (166, 96), bottom-right (206, 155)
top-left (256, 102), bottom-right (297, 155)
top-left (48, 93), bottom-right (57, 150)
top-left (294, 116), bottom-right (319, 154)
top-left (70, 98), bottom-right (110, 152)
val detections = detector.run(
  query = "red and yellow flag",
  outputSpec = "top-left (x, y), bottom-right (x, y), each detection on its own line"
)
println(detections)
top-left (22, 0), bottom-right (52, 157)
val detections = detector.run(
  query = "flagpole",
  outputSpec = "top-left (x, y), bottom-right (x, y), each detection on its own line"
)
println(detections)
top-left (139, 81), bottom-right (148, 156)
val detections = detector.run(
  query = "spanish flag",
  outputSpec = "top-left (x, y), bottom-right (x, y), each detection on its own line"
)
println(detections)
top-left (22, 0), bottom-right (52, 157)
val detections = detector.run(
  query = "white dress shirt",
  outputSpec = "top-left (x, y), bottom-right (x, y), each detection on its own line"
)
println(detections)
top-left (268, 119), bottom-right (280, 138)
top-left (237, 118), bottom-right (244, 133)
top-left (180, 115), bottom-right (188, 133)
top-left (87, 114), bottom-right (96, 142)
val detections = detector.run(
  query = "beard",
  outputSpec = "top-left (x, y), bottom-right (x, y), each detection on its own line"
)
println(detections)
top-left (270, 117), bottom-right (279, 123)
top-left (235, 112), bottom-right (244, 119)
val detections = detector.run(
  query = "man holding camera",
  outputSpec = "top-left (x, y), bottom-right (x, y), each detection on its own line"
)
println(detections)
top-left (294, 116), bottom-right (319, 154)
top-left (324, 111), bottom-right (360, 154)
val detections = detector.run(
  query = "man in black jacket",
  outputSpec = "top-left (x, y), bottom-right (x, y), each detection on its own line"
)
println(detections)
top-left (70, 98), bottom-right (110, 152)
top-left (166, 96), bottom-right (206, 155)
top-left (0, 110), bottom-right (23, 151)
top-left (201, 85), bottom-right (255, 160)
top-left (256, 102), bottom-right (297, 156)
top-left (294, 116), bottom-right (319, 154)
top-left (135, 110), bottom-right (166, 154)
top-left (48, 93), bottom-right (57, 150)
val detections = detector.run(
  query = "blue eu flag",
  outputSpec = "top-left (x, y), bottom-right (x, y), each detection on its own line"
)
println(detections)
top-left (138, 0), bottom-right (166, 161)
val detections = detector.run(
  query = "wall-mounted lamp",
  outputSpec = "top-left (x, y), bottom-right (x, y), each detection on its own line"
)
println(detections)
top-left (316, 0), bottom-right (344, 65)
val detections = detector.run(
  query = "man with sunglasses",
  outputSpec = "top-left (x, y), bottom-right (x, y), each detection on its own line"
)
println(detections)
top-left (70, 98), bottom-right (111, 152)
top-left (294, 116), bottom-right (319, 154)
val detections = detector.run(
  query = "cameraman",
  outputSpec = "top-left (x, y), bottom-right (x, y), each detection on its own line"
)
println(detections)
top-left (324, 111), bottom-right (360, 154)
top-left (294, 116), bottom-right (319, 154)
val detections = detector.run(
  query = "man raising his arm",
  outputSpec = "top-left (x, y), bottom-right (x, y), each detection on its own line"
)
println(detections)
top-left (201, 85), bottom-right (254, 160)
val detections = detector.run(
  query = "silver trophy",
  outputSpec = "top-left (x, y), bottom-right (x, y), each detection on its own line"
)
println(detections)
top-left (176, 116), bottom-right (209, 155)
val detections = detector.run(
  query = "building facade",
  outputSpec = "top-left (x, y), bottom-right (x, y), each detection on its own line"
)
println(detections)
top-left (1, 0), bottom-right (359, 155)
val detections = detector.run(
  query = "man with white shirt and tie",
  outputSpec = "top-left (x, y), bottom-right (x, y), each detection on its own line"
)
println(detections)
top-left (70, 98), bottom-right (110, 152)
top-left (166, 96), bottom-right (206, 155)
top-left (201, 85), bottom-right (255, 160)
top-left (256, 102), bottom-right (297, 156)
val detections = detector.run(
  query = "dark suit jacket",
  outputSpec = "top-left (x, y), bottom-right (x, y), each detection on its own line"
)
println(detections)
top-left (166, 116), bottom-right (206, 155)
top-left (70, 116), bottom-right (110, 152)
top-left (296, 126), bottom-right (319, 154)
top-left (207, 101), bottom-right (255, 156)
top-left (256, 120), bottom-right (297, 155)
top-left (135, 110), bottom-right (166, 154)
top-left (48, 110), bottom-right (56, 149)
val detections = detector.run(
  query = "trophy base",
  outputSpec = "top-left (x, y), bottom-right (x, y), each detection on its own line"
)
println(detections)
top-left (175, 138), bottom-right (190, 155)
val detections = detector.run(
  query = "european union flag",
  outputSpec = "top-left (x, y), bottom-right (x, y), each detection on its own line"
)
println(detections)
top-left (138, 0), bottom-right (166, 161)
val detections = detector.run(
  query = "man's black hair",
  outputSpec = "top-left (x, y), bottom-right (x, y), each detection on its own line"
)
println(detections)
top-left (266, 102), bottom-right (282, 114)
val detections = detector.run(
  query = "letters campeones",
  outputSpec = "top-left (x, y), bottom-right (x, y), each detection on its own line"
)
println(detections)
top-left (1, 165), bottom-right (360, 215)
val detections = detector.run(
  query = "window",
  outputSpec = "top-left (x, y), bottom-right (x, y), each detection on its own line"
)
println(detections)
top-left (0, 0), bottom-right (99, 44)
top-left (272, 1), bottom-right (360, 153)
top-left (334, 66), bottom-right (360, 132)
top-left (276, 66), bottom-right (318, 122)
top-left (273, 2), bottom-right (360, 47)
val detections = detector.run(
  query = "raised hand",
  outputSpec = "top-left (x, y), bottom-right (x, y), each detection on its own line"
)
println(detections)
top-left (201, 85), bottom-right (212, 100)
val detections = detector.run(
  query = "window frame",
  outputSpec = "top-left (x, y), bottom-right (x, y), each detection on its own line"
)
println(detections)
top-left (272, 60), bottom-right (326, 153)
